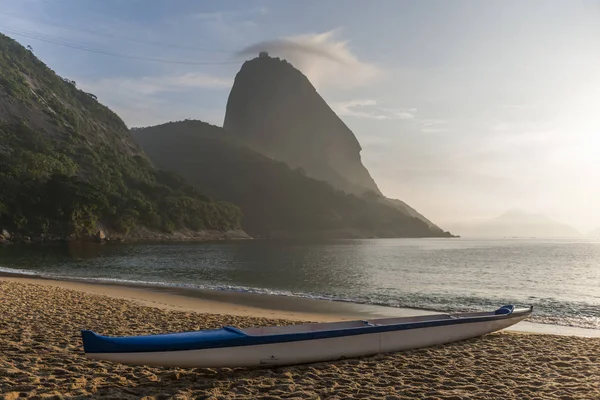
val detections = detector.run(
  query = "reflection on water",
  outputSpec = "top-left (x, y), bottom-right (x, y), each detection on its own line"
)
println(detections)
top-left (0, 238), bottom-right (599, 329)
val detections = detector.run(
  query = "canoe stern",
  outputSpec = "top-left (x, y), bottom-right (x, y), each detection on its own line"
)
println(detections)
top-left (81, 326), bottom-right (248, 354)
top-left (81, 330), bottom-right (106, 354)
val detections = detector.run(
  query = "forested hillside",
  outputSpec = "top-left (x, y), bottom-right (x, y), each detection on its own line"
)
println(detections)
top-left (0, 33), bottom-right (242, 240)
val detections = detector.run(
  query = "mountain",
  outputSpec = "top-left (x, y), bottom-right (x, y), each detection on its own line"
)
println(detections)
top-left (0, 33), bottom-right (243, 240)
top-left (448, 210), bottom-right (581, 238)
top-left (223, 54), bottom-right (444, 231)
top-left (587, 227), bottom-right (600, 238)
top-left (133, 120), bottom-right (451, 238)
top-left (223, 54), bottom-right (380, 196)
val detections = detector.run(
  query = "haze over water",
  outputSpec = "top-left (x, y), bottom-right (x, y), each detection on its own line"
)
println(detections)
top-left (1, 238), bottom-right (598, 330)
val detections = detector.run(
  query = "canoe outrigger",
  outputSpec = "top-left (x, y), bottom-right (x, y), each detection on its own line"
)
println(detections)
top-left (81, 304), bottom-right (532, 368)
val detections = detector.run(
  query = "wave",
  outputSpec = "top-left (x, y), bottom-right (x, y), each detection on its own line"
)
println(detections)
top-left (1, 266), bottom-right (598, 330)
top-left (0, 265), bottom-right (41, 276)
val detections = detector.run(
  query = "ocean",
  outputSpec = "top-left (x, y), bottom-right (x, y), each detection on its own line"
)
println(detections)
top-left (0, 238), bottom-right (598, 330)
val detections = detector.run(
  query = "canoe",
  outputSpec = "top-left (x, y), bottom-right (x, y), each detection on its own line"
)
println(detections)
top-left (81, 304), bottom-right (532, 368)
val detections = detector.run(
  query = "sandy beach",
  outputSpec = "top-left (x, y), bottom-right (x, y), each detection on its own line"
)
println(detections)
top-left (1, 278), bottom-right (599, 399)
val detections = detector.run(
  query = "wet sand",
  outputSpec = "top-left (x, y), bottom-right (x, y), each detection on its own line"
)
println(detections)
top-left (1, 278), bottom-right (599, 399)
top-left (3, 275), bottom-right (599, 338)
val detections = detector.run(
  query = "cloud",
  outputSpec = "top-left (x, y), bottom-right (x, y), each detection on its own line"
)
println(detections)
top-left (332, 99), bottom-right (415, 120)
top-left (191, 6), bottom-right (269, 21)
top-left (191, 12), bottom-right (226, 21)
top-left (420, 119), bottom-right (449, 133)
top-left (421, 119), bottom-right (447, 127)
top-left (420, 128), bottom-right (449, 133)
top-left (80, 72), bottom-right (232, 96)
top-left (237, 30), bottom-right (381, 89)
top-left (257, 7), bottom-right (270, 15)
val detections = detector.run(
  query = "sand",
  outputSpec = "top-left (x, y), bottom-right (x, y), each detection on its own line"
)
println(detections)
top-left (1, 280), bottom-right (599, 399)
top-left (0, 276), bottom-right (347, 323)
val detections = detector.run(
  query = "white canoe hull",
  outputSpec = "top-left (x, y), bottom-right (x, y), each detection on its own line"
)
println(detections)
top-left (85, 307), bottom-right (531, 368)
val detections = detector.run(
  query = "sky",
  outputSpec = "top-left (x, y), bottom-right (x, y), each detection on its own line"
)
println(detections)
top-left (1, 0), bottom-right (599, 233)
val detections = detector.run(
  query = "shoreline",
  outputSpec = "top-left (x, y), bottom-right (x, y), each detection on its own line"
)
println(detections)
top-left (0, 274), bottom-right (427, 323)
top-left (0, 228), bottom-right (252, 245)
top-left (2, 273), bottom-right (599, 338)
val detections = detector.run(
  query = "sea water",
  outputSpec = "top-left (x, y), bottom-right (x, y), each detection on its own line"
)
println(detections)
top-left (0, 238), bottom-right (598, 330)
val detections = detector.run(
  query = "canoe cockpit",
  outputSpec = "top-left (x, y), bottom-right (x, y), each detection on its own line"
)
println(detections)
top-left (240, 313), bottom-right (462, 336)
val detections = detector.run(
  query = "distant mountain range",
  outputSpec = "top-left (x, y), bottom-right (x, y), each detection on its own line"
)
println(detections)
top-left (447, 210), bottom-right (582, 238)
top-left (587, 227), bottom-right (600, 238)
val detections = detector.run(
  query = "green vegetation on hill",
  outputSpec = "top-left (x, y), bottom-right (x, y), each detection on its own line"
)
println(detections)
top-left (134, 120), bottom-right (450, 238)
top-left (0, 34), bottom-right (241, 238)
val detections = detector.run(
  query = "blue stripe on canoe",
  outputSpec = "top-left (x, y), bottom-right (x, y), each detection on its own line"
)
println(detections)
top-left (81, 306), bottom-right (532, 354)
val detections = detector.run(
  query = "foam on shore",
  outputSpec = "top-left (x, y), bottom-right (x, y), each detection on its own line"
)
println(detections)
top-left (2, 274), bottom-right (600, 338)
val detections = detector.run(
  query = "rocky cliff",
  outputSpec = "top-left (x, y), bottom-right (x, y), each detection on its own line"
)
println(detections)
top-left (223, 54), bottom-right (447, 233)
top-left (223, 55), bottom-right (381, 196)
